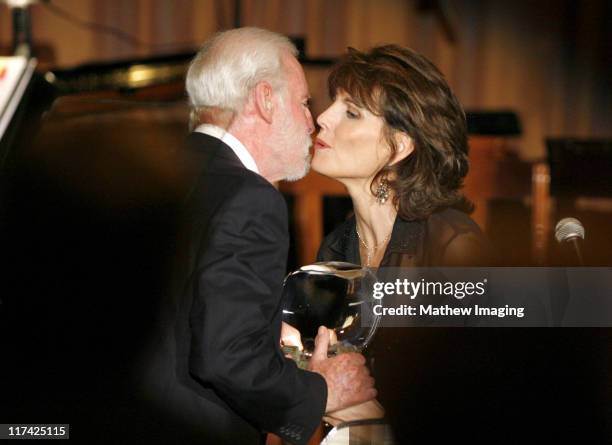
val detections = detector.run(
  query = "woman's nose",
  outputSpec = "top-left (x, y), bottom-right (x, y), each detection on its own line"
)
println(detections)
top-left (316, 107), bottom-right (331, 131)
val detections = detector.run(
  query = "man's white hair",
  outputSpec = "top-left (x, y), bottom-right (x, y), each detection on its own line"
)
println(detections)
top-left (186, 27), bottom-right (298, 114)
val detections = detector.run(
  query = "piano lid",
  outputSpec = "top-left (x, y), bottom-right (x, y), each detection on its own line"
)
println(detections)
top-left (0, 56), bottom-right (37, 143)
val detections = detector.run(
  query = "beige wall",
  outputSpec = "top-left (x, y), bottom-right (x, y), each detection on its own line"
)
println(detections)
top-left (1, 0), bottom-right (610, 159)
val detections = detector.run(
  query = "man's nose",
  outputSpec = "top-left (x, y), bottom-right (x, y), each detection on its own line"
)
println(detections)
top-left (306, 110), bottom-right (315, 135)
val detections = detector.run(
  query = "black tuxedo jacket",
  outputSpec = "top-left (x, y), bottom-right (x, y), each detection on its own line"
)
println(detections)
top-left (142, 133), bottom-right (326, 445)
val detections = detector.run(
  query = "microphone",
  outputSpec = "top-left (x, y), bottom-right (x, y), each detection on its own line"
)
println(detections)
top-left (555, 217), bottom-right (585, 266)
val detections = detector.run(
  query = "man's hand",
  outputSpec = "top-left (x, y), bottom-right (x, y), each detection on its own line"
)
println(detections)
top-left (308, 326), bottom-right (377, 413)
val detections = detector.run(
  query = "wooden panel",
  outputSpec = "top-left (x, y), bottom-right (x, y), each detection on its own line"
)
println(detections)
top-left (464, 137), bottom-right (531, 200)
top-left (532, 162), bottom-right (551, 265)
top-left (280, 171), bottom-right (347, 265)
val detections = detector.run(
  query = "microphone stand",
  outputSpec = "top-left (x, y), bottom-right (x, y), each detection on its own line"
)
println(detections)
top-left (569, 237), bottom-right (584, 266)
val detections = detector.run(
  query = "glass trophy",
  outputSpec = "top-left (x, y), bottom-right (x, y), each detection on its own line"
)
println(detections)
top-left (281, 262), bottom-right (381, 368)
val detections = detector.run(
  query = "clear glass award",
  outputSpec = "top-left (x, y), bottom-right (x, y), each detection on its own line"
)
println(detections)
top-left (281, 262), bottom-right (380, 368)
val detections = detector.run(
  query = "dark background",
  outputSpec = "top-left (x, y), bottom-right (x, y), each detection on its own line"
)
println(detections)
top-left (1, 1), bottom-right (611, 443)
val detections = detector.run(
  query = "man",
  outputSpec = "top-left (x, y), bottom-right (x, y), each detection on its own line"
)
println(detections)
top-left (143, 27), bottom-right (376, 445)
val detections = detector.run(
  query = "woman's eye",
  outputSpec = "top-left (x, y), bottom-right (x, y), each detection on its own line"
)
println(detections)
top-left (346, 109), bottom-right (360, 119)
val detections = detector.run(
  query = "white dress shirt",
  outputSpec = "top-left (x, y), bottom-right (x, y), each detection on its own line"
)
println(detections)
top-left (194, 124), bottom-right (260, 174)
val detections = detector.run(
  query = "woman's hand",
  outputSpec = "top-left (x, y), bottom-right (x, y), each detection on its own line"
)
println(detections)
top-left (280, 322), bottom-right (338, 352)
top-left (280, 321), bottom-right (303, 351)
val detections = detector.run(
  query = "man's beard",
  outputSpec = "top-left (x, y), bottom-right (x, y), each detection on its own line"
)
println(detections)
top-left (273, 104), bottom-right (312, 182)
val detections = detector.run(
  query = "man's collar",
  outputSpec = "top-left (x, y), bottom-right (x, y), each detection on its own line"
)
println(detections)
top-left (194, 124), bottom-right (260, 174)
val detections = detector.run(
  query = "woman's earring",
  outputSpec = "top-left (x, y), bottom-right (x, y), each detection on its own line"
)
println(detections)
top-left (375, 178), bottom-right (390, 205)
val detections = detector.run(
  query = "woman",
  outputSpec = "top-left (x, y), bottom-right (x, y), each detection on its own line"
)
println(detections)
top-left (313, 45), bottom-right (489, 268)
top-left (310, 45), bottom-right (492, 443)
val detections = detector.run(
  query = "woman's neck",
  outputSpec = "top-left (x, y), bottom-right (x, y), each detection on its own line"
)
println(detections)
top-left (344, 180), bottom-right (397, 262)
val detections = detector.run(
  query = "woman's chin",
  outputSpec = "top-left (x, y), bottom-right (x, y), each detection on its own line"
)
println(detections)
top-left (311, 153), bottom-right (331, 175)
top-left (311, 160), bottom-right (332, 178)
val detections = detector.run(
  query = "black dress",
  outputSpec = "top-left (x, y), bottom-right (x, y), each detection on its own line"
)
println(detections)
top-left (317, 208), bottom-right (584, 444)
top-left (315, 208), bottom-right (602, 444)
top-left (316, 208), bottom-right (496, 443)
top-left (316, 206), bottom-right (491, 268)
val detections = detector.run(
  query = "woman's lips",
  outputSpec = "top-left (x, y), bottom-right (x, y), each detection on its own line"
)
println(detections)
top-left (315, 138), bottom-right (330, 149)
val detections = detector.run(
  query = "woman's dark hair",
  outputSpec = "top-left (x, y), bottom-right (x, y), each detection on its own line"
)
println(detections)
top-left (328, 45), bottom-right (472, 220)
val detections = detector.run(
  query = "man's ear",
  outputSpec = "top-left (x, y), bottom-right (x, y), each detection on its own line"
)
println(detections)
top-left (253, 81), bottom-right (274, 124)
top-left (390, 132), bottom-right (414, 165)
